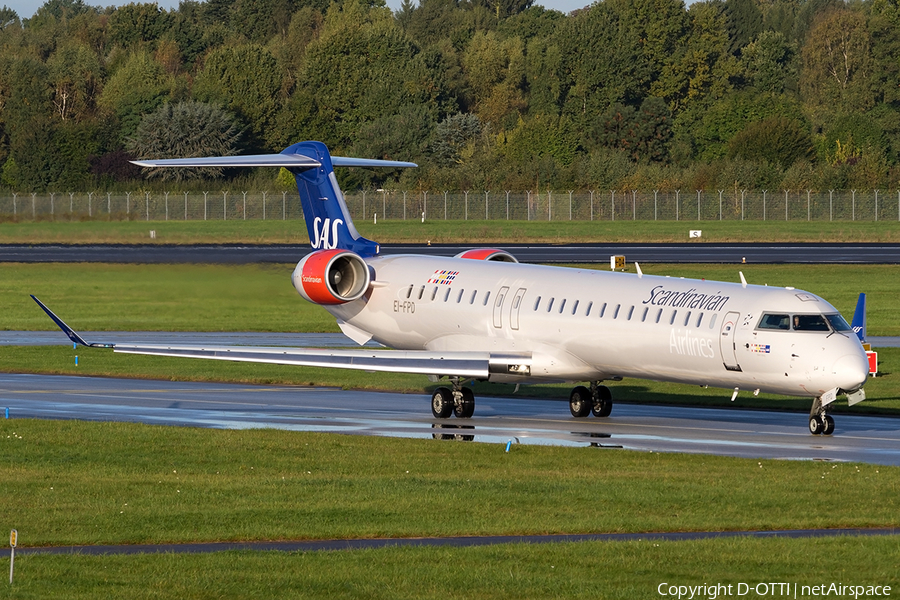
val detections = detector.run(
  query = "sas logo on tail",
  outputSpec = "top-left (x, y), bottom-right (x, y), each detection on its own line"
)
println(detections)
top-left (312, 217), bottom-right (343, 249)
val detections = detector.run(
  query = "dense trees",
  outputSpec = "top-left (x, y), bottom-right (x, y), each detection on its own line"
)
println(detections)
top-left (0, 0), bottom-right (899, 193)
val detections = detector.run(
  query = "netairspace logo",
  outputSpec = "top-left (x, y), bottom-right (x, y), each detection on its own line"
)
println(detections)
top-left (657, 583), bottom-right (892, 600)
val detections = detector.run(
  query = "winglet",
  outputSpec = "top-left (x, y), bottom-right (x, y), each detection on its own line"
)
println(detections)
top-left (851, 292), bottom-right (867, 343)
top-left (30, 295), bottom-right (115, 348)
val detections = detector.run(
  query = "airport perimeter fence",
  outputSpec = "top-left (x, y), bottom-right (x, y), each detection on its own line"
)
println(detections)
top-left (2, 189), bottom-right (900, 222)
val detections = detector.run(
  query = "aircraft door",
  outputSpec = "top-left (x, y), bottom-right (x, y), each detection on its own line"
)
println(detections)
top-left (493, 286), bottom-right (509, 328)
top-left (509, 288), bottom-right (526, 330)
top-left (719, 311), bottom-right (741, 371)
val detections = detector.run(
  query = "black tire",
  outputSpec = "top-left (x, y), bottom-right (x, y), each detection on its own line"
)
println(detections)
top-left (569, 386), bottom-right (591, 417)
top-left (822, 415), bottom-right (835, 436)
top-left (592, 385), bottom-right (613, 418)
top-left (432, 387), bottom-right (453, 419)
top-left (454, 387), bottom-right (475, 418)
top-left (809, 417), bottom-right (823, 435)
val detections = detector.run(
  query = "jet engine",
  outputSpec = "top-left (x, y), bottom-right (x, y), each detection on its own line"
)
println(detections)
top-left (292, 249), bottom-right (371, 305)
top-left (454, 248), bottom-right (518, 263)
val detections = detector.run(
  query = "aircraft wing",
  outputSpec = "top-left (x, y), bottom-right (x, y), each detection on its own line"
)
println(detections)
top-left (31, 295), bottom-right (522, 379)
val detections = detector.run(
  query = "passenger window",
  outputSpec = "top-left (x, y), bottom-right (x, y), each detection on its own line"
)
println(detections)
top-left (406, 285), bottom-right (413, 299)
top-left (708, 313), bottom-right (717, 329)
top-left (585, 301), bottom-right (593, 316)
top-left (533, 296), bottom-right (541, 311)
top-left (431, 287), bottom-right (438, 301)
top-left (483, 291), bottom-right (491, 306)
top-left (656, 308), bottom-right (663, 323)
top-left (669, 310), bottom-right (677, 325)
top-left (627, 306), bottom-right (634, 320)
top-left (457, 289), bottom-right (465, 303)
top-left (496, 292), bottom-right (505, 308)
top-left (613, 304), bottom-right (621, 319)
top-left (470, 290), bottom-right (477, 304)
top-left (559, 299), bottom-right (567, 314)
top-left (444, 288), bottom-right (451, 302)
top-left (418, 286), bottom-right (425, 300)
top-left (793, 314), bottom-right (830, 331)
top-left (641, 307), bottom-right (648, 322)
top-left (547, 298), bottom-right (555, 312)
top-left (572, 300), bottom-right (579, 315)
top-left (513, 296), bottom-right (520, 309)
top-left (683, 311), bottom-right (691, 326)
top-left (599, 303), bottom-right (607, 318)
top-left (758, 313), bottom-right (790, 330)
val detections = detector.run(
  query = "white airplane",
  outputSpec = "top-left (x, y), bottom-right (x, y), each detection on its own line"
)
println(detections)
top-left (33, 141), bottom-right (869, 436)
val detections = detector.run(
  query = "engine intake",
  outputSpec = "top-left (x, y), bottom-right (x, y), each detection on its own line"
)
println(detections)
top-left (292, 249), bottom-right (371, 305)
top-left (454, 248), bottom-right (518, 263)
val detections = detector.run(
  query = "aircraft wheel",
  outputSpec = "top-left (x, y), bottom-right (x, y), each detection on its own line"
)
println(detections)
top-left (822, 415), bottom-right (835, 436)
top-left (808, 416), bottom-right (823, 435)
top-left (569, 386), bottom-right (591, 417)
top-left (432, 387), bottom-right (453, 419)
top-left (454, 387), bottom-right (475, 419)
top-left (592, 385), bottom-right (613, 418)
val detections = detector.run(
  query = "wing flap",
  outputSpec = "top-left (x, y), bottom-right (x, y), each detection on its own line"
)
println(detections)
top-left (114, 344), bottom-right (491, 378)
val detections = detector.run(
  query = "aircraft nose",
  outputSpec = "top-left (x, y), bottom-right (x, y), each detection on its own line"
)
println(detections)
top-left (832, 352), bottom-right (869, 391)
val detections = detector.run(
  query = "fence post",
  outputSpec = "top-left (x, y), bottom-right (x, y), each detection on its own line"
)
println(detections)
top-left (165, 191), bottom-right (169, 221)
top-left (50, 192), bottom-right (55, 216)
top-left (88, 192), bottom-right (93, 217)
top-left (829, 190), bottom-right (833, 221)
top-left (403, 191), bottom-right (407, 220)
top-left (696, 190), bottom-right (701, 221)
top-left (784, 189), bottom-right (788, 221)
top-left (382, 189), bottom-right (387, 219)
top-left (611, 190), bottom-right (615, 222)
top-left (505, 190), bottom-right (510, 220)
top-left (184, 192), bottom-right (188, 220)
top-left (282, 191), bottom-right (286, 220)
top-left (569, 190), bottom-right (573, 220)
top-left (740, 190), bottom-right (745, 221)
top-left (262, 191), bottom-right (267, 220)
top-left (362, 190), bottom-right (366, 220)
top-left (675, 190), bottom-right (680, 221)
top-left (203, 191), bottom-right (208, 220)
top-left (548, 188), bottom-right (552, 221)
top-left (68, 192), bottom-right (73, 213)
top-left (762, 190), bottom-right (767, 220)
top-left (484, 191), bottom-right (488, 220)
top-left (589, 190), bottom-right (594, 221)
top-left (527, 191), bottom-right (532, 221)
top-left (875, 189), bottom-right (879, 221)
top-left (12, 193), bottom-right (16, 216)
top-left (654, 190), bottom-right (658, 221)
top-left (718, 190), bottom-right (723, 221)
top-left (806, 190), bottom-right (810, 222)
top-left (464, 190), bottom-right (469, 221)
top-left (31, 193), bottom-right (36, 218)
top-left (107, 192), bottom-right (111, 215)
top-left (443, 191), bottom-right (448, 220)
top-left (633, 190), bottom-right (637, 220)
top-left (423, 190), bottom-right (428, 221)
top-left (852, 189), bottom-right (856, 221)
top-left (146, 191), bottom-right (150, 220)
top-left (223, 191), bottom-right (227, 220)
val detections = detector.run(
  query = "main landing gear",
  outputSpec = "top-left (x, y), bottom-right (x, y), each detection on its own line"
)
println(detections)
top-left (569, 382), bottom-right (613, 418)
top-left (431, 381), bottom-right (474, 419)
top-left (808, 395), bottom-right (835, 436)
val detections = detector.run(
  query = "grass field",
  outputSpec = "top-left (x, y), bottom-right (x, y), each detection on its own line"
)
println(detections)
top-left (1, 421), bottom-right (898, 597)
top-left (2, 218), bottom-right (900, 244)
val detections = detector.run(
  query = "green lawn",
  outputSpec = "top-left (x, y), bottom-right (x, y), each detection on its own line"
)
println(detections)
top-left (2, 218), bottom-right (900, 244)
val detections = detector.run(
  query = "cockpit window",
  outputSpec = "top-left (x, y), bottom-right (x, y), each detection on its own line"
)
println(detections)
top-left (825, 314), bottom-right (852, 332)
top-left (758, 313), bottom-right (790, 330)
top-left (792, 314), bottom-right (830, 331)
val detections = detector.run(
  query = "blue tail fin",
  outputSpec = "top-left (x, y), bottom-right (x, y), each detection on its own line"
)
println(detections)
top-left (131, 140), bottom-right (416, 259)
top-left (851, 293), bottom-right (867, 343)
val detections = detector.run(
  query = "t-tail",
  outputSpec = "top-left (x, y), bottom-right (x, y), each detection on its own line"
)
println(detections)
top-left (131, 141), bottom-right (416, 258)
top-left (851, 292), bottom-right (867, 343)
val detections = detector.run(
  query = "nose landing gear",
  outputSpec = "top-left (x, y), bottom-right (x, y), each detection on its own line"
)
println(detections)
top-left (808, 395), bottom-right (835, 436)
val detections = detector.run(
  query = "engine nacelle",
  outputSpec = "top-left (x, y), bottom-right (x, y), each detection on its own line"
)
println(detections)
top-left (454, 248), bottom-right (518, 263)
top-left (292, 249), bottom-right (371, 305)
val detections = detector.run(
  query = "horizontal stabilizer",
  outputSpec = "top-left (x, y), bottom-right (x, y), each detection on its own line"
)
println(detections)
top-left (131, 154), bottom-right (417, 170)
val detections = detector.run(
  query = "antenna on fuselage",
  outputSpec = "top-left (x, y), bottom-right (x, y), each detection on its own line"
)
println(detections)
top-left (635, 263), bottom-right (643, 278)
top-left (739, 272), bottom-right (748, 288)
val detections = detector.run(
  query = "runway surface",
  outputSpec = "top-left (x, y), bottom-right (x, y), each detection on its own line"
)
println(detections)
top-left (3, 243), bottom-right (900, 264)
top-left (2, 372), bottom-right (899, 466)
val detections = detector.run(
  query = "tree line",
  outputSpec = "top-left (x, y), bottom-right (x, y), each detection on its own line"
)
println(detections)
top-left (1, 0), bottom-right (899, 194)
